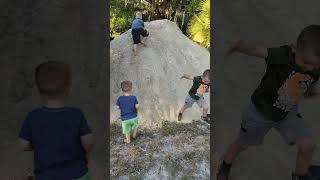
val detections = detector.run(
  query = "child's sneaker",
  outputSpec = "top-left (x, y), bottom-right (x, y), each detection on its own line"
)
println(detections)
top-left (291, 173), bottom-right (313, 180)
top-left (201, 115), bottom-right (210, 123)
top-left (216, 160), bottom-right (231, 180)
top-left (178, 113), bottom-right (182, 121)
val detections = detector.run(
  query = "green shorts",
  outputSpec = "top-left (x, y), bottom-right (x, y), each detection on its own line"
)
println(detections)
top-left (75, 171), bottom-right (91, 180)
top-left (122, 117), bottom-right (139, 135)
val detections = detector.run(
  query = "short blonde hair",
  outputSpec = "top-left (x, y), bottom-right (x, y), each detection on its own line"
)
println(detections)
top-left (136, 11), bottom-right (142, 19)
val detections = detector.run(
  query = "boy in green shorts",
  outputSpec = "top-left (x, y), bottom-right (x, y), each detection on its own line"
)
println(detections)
top-left (116, 81), bottom-right (140, 144)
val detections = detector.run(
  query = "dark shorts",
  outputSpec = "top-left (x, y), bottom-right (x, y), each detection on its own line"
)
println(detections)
top-left (132, 28), bottom-right (149, 44)
top-left (235, 101), bottom-right (311, 148)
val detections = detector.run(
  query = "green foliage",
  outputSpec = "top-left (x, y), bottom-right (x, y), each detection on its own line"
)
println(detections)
top-left (110, 0), bottom-right (204, 40)
top-left (187, 0), bottom-right (210, 48)
top-left (110, 0), bottom-right (135, 39)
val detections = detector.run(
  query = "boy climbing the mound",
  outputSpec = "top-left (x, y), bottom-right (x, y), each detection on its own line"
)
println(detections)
top-left (18, 61), bottom-right (94, 180)
top-left (178, 69), bottom-right (211, 123)
top-left (116, 81), bottom-right (140, 144)
top-left (217, 25), bottom-right (320, 180)
top-left (131, 11), bottom-right (149, 56)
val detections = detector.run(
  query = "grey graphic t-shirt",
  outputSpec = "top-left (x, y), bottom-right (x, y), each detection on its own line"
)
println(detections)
top-left (251, 45), bottom-right (319, 121)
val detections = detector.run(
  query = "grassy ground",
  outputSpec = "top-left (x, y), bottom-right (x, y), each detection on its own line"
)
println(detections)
top-left (110, 120), bottom-right (210, 179)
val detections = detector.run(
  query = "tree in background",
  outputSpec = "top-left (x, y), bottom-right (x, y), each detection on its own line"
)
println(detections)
top-left (187, 0), bottom-right (210, 48)
top-left (110, 0), bottom-right (135, 39)
top-left (110, 0), bottom-right (203, 40)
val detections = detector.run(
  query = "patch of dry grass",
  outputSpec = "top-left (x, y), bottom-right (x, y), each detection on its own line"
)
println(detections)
top-left (110, 120), bottom-right (210, 179)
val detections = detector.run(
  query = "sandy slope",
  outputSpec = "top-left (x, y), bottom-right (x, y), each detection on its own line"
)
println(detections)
top-left (110, 19), bottom-right (210, 179)
top-left (110, 19), bottom-right (210, 127)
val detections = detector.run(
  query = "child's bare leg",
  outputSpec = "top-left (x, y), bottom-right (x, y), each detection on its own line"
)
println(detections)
top-left (202, 105), bottom-right (209, 117)
top-left (179, 104), bottom-right (188, 114)
top-left (178, 104), bottom-right (188, 121)
top-left (295, 139), bottom-right (315, 176)
top-left (224, 142), bottom-right (246, 164)
top-left (132, 129), bottom-right (138, 139)
top-left (133, 44), bottom-right (137, 56)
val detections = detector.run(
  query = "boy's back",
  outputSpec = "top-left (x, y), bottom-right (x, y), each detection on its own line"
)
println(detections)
top-left (131, 18), bottom-right (144, 30)
top-left (19, 106), bottom-right (91, 180)
top-left (117, 95), bottom-right (138, 120)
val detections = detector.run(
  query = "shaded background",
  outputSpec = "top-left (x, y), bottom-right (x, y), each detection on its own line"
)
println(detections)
top-left (0, 0), bottom-right (107, 179)
top-left (213, 0), bottom-right (320, 179)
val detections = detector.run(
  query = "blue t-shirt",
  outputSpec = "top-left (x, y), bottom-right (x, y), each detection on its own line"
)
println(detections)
top-left (19, 107), bottom-right (92, 180)
top-left (116, 96), bottom-right (138, 121)
top-left (131, 18), bottom-right (144, 30)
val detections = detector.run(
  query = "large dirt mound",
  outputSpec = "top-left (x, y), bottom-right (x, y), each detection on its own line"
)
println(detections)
top-left (110, 19), bottom-right (210, 127)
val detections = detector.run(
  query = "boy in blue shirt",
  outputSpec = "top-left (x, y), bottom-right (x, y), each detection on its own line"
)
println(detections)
top-left (131, 11), bottom-right (149, 56)
top-left (18, 61), bottom-right (94, 180)
top-left (116, 81), bottom-right (139, 144)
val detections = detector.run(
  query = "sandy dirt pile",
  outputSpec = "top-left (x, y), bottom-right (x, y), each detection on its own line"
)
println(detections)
top-left (110, 19), bottom-right (210, 179)
top-left (110, 19), bottom-right (210, 126)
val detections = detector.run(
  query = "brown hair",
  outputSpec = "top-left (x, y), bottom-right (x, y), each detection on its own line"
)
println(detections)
top-left (203, 69), bottom-right (210, 78)
top-left (121, 80), bottom-right (133, 93)
top-left (297, 25), bottom-right (320, 57)
top-left (35, 61), bottom-right (71, 98)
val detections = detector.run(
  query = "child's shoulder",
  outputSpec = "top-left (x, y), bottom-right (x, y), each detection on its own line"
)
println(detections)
top-left (28, 106), bottom-right (83, 115)
top-left (118, 95), bottom-right (137, 99)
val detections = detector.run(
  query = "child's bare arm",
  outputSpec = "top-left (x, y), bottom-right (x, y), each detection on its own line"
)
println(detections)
top-left (18, 138), bottom-right (32, 151)
top-left (227, 40), bottom-right (268, 58)
top-left (81, 133), bottom-right (94, 154)
top-left (135, 104), bottom-right (139, 109)
top-left (181, 74), bottom-right (194, 80)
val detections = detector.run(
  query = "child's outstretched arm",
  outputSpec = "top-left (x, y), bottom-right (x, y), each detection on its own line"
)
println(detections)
top-left (181, 74), bottom-right (194, 80)
top-left (226, 40), bottom-right (268, 58)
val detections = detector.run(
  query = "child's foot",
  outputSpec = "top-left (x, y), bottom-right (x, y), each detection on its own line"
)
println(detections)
top-left (178, 113), bottom-right (182, 121)
top-left (291, 173), bottom-right (313, 180)
top-left (216, 160), bottom-right (231, 180)
top-left (124, 139), bottom-right (131, 144)
top-left (201, 115), bottom-right (210, 123)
